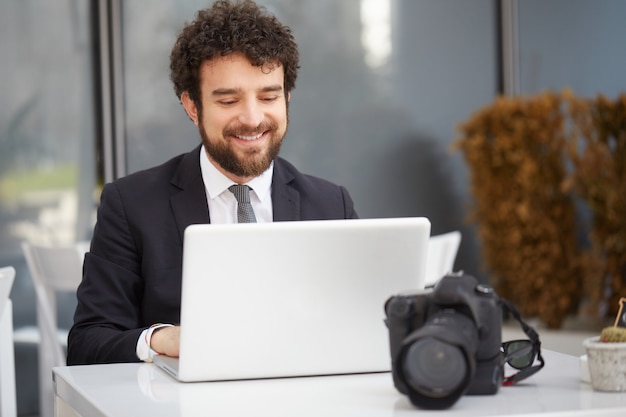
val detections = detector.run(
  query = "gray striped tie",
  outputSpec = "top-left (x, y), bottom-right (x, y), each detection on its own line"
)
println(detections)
top-left (228, 185), bottom-right (257, 223)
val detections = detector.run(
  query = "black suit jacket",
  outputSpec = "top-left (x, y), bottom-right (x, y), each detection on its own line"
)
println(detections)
top-left (67, 145), bottom-right (357, 364)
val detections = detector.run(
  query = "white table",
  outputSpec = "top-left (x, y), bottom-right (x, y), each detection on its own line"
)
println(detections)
top-left (53, 350), bottom-right (626, 417)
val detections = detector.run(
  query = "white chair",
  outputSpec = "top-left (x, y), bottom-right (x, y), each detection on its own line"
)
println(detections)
top-left (21, 241), bottom-right (89, 417)
top-left (0, 266), bottom-right (17, 417)
top-left (425, 230), bottom-right (462, 287)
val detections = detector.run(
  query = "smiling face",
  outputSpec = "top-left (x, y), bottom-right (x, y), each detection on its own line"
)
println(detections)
top-left (181, 53), bottom-right (289, 183)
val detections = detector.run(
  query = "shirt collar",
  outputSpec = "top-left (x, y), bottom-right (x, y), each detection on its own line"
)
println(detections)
top-left (200, 144), bottom-right (273, 202)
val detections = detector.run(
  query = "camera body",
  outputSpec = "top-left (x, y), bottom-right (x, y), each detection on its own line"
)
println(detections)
top-left (385, 272), bottom-right (503, 409)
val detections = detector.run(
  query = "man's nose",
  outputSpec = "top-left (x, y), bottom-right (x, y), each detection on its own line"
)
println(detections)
top-left (238, 100), bottom-right (264, 127)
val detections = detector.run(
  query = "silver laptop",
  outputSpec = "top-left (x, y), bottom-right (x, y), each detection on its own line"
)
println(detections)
top-left (154, 217), bottom-right (431, 382)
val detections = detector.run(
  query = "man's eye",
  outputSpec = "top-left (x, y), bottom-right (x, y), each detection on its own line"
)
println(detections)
top-left (261, 96), bottom-right (278, 102)
top-left (218, 100), bottom-right (237, 105)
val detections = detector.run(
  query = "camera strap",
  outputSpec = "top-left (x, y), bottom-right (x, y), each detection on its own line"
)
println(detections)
top-left (499, 297), bottom-right (546, 385)
top-left (500, 298), bottom-right (540, 344)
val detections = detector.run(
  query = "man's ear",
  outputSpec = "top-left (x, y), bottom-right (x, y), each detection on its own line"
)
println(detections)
top-left (181, 91), bottom-right (199, 126)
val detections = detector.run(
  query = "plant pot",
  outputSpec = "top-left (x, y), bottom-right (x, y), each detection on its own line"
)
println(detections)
top-left (583, 336), bottom-right (626, 392)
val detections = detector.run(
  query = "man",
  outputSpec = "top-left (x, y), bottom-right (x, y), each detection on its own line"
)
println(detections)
top-left (67, 0), bottom-right (357, 365)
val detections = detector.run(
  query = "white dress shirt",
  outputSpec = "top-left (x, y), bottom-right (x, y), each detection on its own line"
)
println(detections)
top-left (137, 145), bottom-right (273, 361)
top-left (199, 144), bottom-right (273, 224)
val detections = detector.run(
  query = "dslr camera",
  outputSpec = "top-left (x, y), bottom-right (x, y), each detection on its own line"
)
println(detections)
top-left (385, 272), bottom-right (503, 409)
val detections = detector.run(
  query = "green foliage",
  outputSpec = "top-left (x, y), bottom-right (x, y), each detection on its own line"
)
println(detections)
top-left (600, 326), bottom-right (626, 343)
top-left (0, 164), bottom-right (77, 204)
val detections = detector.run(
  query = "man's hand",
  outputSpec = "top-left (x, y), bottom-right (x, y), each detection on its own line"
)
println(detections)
top-left (151, 326), bottom-right (181, 357)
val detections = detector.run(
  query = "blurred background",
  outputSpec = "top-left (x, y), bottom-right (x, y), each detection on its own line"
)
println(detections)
top-left (1, 0), bottom-right (625, 415)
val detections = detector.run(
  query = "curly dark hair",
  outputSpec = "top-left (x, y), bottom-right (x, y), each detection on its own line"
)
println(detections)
top-left (170, 0), bottom-right (300, 107)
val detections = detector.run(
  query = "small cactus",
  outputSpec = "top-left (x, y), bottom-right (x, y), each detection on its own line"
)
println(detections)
top-left (600, 326), bottom-right (626, 343)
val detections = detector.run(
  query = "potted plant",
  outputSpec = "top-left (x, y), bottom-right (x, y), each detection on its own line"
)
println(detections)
top-left (583, 298), bottom-right (626, 391)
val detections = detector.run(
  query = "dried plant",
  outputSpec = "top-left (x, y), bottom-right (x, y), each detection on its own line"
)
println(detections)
top-left (454, 92), bottom-right (583, 328)
top-left (565, 92), bottom-right (626, 321)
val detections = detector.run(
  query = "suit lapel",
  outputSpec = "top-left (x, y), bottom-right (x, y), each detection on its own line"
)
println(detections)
top-left (272, 158), bottom-right (301, 221)
top-left (167, 151), bottom-right (300, 233)
top-left (170, 145), bottom-right (210, 242)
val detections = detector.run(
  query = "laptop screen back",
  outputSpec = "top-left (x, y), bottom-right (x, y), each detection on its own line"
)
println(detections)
top-left (172, 217), bottom-right (431, 382)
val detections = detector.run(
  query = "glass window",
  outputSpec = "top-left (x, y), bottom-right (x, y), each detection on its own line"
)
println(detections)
top-left (120, 0), bottom-right (496, 217)
top-left (120, 0), bottom-right (497, 287)
top-left (0, 1), bottom-right (97, 249)
top-left (0, 1), bottom-right (97, 412)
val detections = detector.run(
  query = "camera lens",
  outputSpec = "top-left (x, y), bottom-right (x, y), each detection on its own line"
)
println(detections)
top-left (402, 337), bottom-right (468, 398)
top-left (395, 311), bottom-right (478, 409)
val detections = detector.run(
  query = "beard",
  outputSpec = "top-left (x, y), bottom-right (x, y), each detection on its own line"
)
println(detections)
top-left (199, 118), bottom-right (286, 179)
